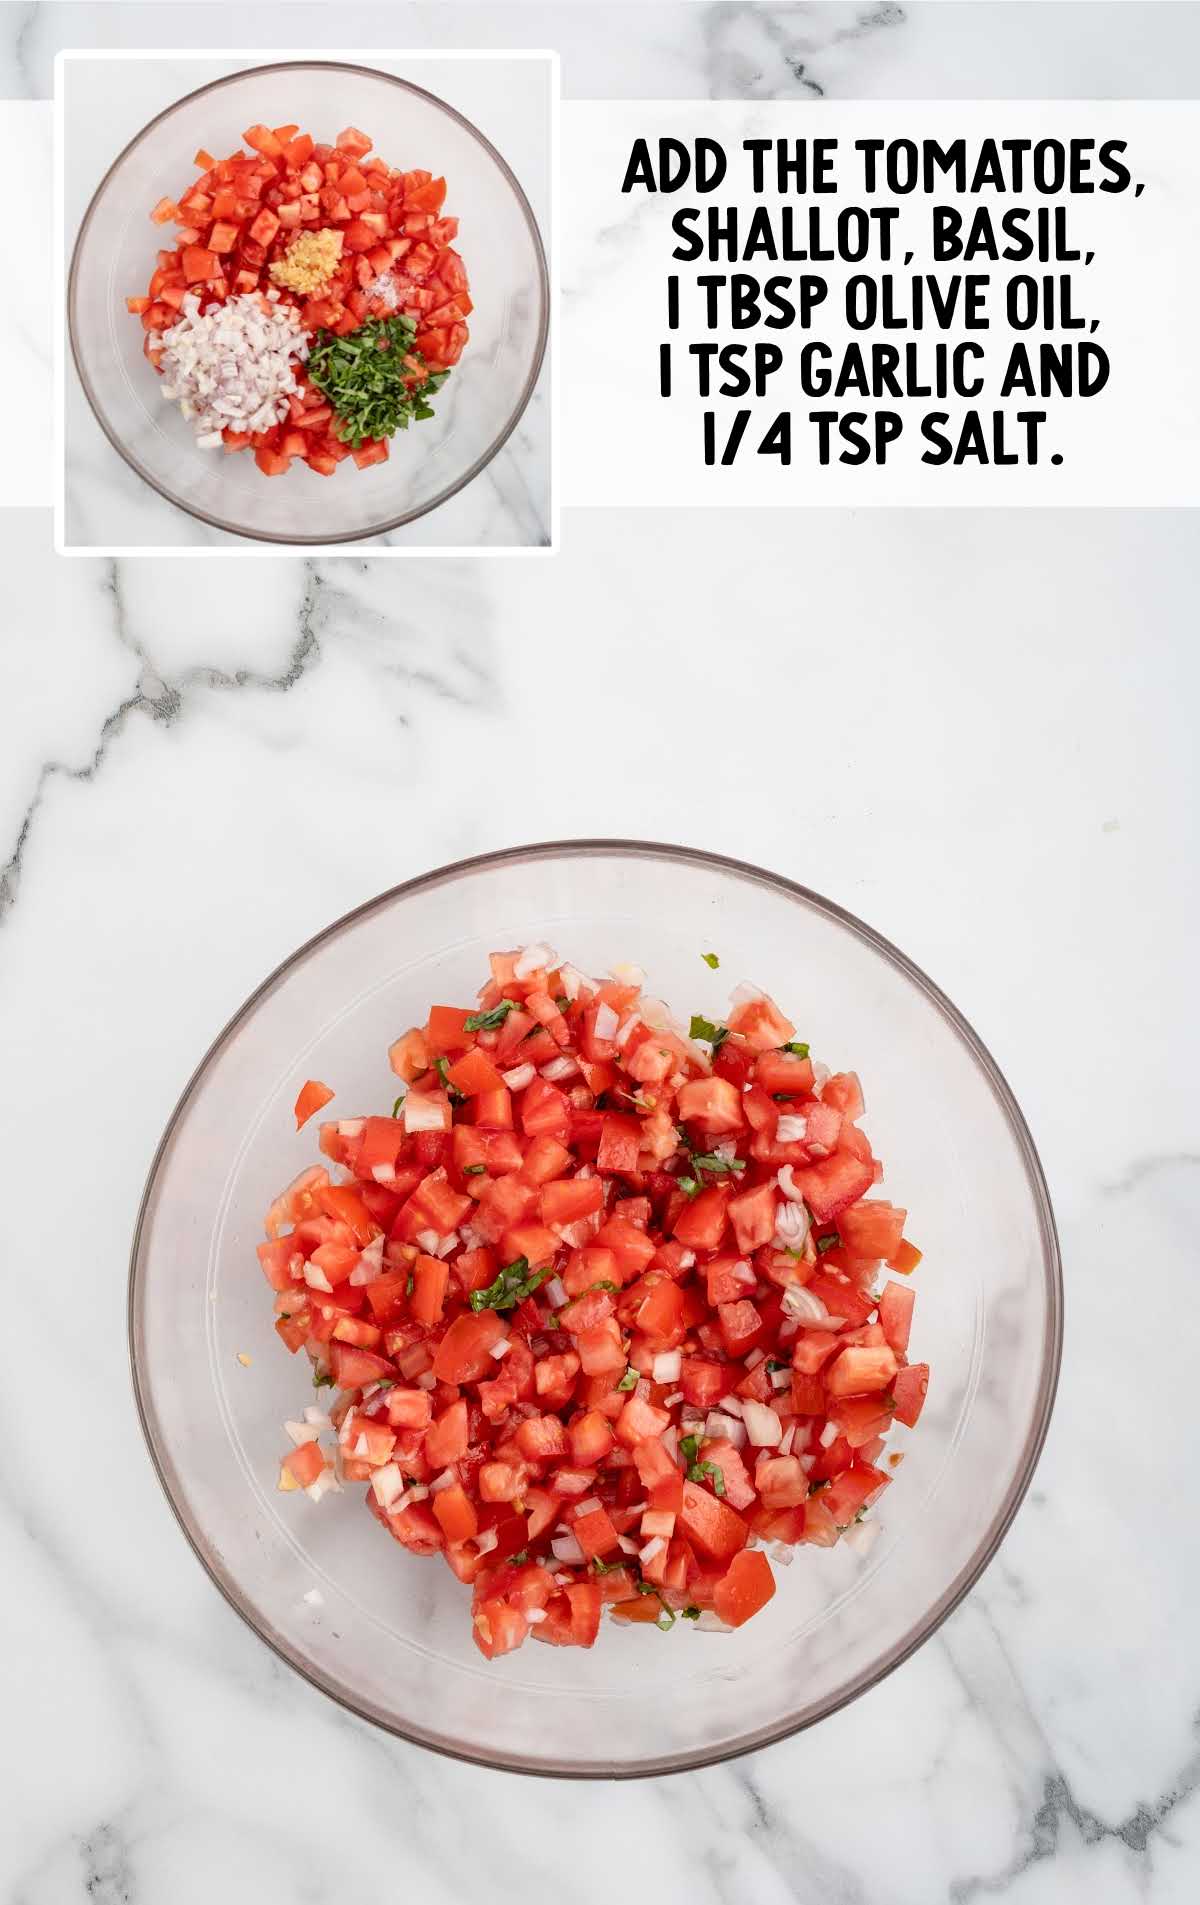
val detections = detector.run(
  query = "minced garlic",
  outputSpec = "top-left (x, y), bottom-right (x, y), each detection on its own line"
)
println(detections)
top-left (269, 228), bottom-right (344, 295)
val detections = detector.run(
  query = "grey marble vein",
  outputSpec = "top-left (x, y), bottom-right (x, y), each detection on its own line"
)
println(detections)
top-left (1, 550), bottom-right (494, 926)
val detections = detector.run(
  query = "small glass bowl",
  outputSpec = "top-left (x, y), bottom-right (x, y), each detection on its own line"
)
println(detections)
top-left (129, 841), bottom-right (1062, 1776)
top-left (68, 60), bottom-right (548, 543)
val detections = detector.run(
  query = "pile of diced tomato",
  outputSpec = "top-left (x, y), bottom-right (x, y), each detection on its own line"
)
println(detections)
top-left (126, 122), bottom-right (471, 477)
top-left (264, 950), bottom-right (929, 1660)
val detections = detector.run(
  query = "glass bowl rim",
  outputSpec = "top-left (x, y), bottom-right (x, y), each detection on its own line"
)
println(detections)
top-left (127, 837), bottom-right (1064, 1777)
top-left (67, 56), bottom-right (550, 547)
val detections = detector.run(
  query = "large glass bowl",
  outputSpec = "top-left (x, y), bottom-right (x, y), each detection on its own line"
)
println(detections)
top-left (129, 842), bottom-right (1061, 1776)
top-left (68, 60), bottom-right (548, 544)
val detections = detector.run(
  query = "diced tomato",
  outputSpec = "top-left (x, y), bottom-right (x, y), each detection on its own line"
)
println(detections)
top-left (294, 1078), bottom-right (334, 1128)
top-left (713, 1549), bottom-right (776, 1627)
top-left (432, 1311), bottom-right (506, 1384)
top-left (261, 941), bottom-right (925, 1660)
top-left (878, 1280), bottom-right (916, 1355)
top-left (838, 1199), bottom-right (907, 1261)
top-left (892, 1363), bottom-right (930, 1427)
top-left (678, 1481), bottom-right (749, 1561)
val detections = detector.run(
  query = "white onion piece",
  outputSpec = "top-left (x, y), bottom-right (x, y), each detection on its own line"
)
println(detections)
top-left (677, 1249), bottom-right (696, 1270)
top-left (614, 1014), bottom-right (640, 1049)
top-left (776, 1165), bottom-right (807, 1206)
top-left (371, 1162), bottom-right (396, 1184)
top-left (638, 1536), bottom-right (666, 1565)
top-left (416, 1371), bottom-right (437, 1391)
top-left (302, 1261), bottom-right (333, 1293)
top-left (819, 1421), bottom-right (839, 1448)
top-left (704, 1410), bottom-right (745, 1446)
top-left (526, 1607), bottom-right (547, 1624)
top-left (609, 962), bottom-right (646, 988)
top-left (593, 1002), bottom-right (619, 1040)
top-left (782, 1284), bottom-right (834, 1327)
top-left (429, 1469), bottom-right (457, 1494)
top-left (303, 1407), bottom-right (331, 1430)
top-left (489, 1338), bottom-right (512, 1360)
top-left (718, 1394), bottom-right (745, 1419)
top-left (415, 1229), bottom-right (440, 1254)
top-left (575, 1497), bottom-right (602, 1516)
top-left (770, 1543), bottom-right (795, 1566)
top-left (775, 1113), bottom-right (808, 1144)
top-left (744, 1347), bottom-right (766, 1370)
top-left (474, 1528), bottom-right (499, 1556)
top-left (774, 1202), bottom-right (810, 1252)
top-left (559, 964), bottom-right (592, 1001)
top-left (695, 1611), bottom-right (734, 1633)
top-left (501, 1063), bottom-right (536, 1091)
top-left (770, 1368), bottom-right (792, 1392)
top-left (652, 1350), bottom-right (682, 1384)
top-left (779, 1425), bottom-right (796, 1457)
top-left (284, 1419), bottom-right (318, 1446)
top-left (515, 942), bottom-right (557, 980)
top-left (370, 1463), bottom-right (406, 1509)
top-left (403, 1092), bottom-right (448, 1134)
top-left (618, 1535), bottom-right (640, 1555)
top-left (305, 1467), bottom-right (340, 1504)
top-left (551, 1533), bottom-right (585, 1565)
top-left (544, 1276), bottom-right (568, 1309)
top-left (742, 1401), bottom-right (783, 1447)
top-left (540, 1055), bottom-right (577, 1081)
top-left (337, 1119), bottom-right (365, 1137)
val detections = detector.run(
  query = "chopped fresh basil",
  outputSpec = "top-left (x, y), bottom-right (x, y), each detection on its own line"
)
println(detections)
top-left (306, 313), bottom-right (449, 447)
top-left (463, 1163), bottom-right (486, 1176)
top-left (635, 1580), bottom-right (659, 1596)
top-left (681, 1605), bottom-right (701, 1620)
top-left (391, 1093), bottom-right (406, 1119)
top-left (679, 1433), bottom-right (700, 1462)
top-left (312, 1368), bottom-right (333, 1389)
top-left (689, 1013), bottom-right (730, 1053)
top-left (591, 1554), bottom-right (624, 1575)
top-left (543, 1313), bottom-right (561, 1330)
top-left (677, 1175), bottom-right (700, 1199)
top-left (616, 1367), bottom-right (639, 1392)
top-left (816, 1233), bottom-right (839, 1254)
top-left (766, 1359), bottom-right (791, 1372)
top-left (688, 1459), bottom-right (726, 1498)
top-left (690, 1152), bottom-right (745, 1177)
top-left (585, 1280), bottom-right (619, 1294)
top-left (782, 1041), bottom-right (811, 1058)
top-left (405, 1274), bottom-right (414, 1296)
top-left (655, 1605), bottom-right (676, 1631)
top-left (463, 999), bottom-right (518, 1032)
top-left (469, 1256), bottom-right (550, 1313)
top-left (701, 952), bottom-right (720, 969)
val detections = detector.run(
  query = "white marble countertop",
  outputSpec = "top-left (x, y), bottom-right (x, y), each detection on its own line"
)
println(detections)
top-left (4, 500), bottom-right (1198, 1901)
top-left (4, 3), bottom-right (1200, 1902)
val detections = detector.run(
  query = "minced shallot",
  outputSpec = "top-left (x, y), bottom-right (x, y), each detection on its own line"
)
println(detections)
top-left (158, 291), bottom-right (309, 448)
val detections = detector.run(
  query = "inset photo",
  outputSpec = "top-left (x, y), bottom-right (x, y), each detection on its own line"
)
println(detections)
top-left (58, 51), bottom-right (554, 553)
